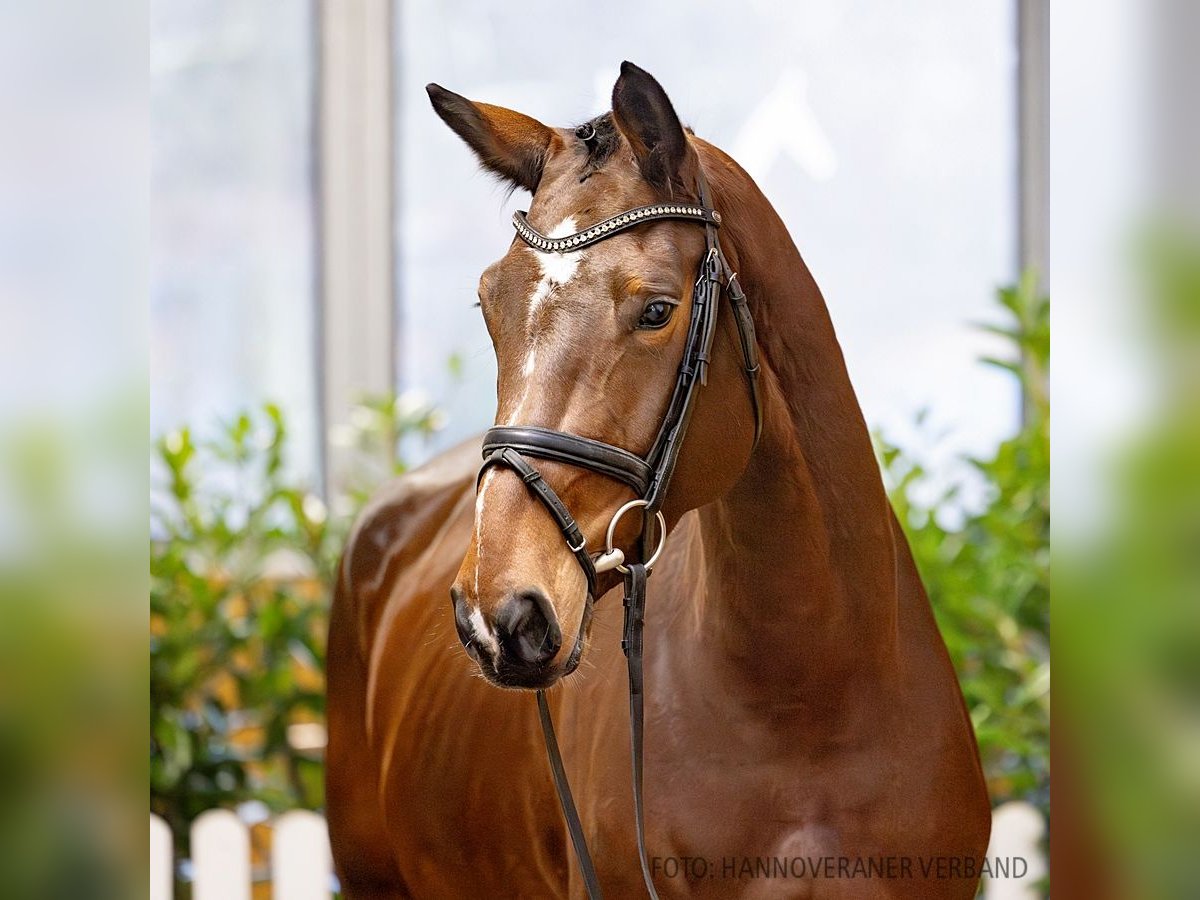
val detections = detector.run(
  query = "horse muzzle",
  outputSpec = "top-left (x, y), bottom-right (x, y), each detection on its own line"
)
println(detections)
top-left (451, 585), bottom-right (586, 690)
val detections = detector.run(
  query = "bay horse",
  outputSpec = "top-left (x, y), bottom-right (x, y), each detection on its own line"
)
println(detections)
top-left (326, 62), bottom-right (990, 898)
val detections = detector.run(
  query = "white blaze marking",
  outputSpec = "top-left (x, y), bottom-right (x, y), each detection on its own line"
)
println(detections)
top-left (468, 607), bottom-right (500, 659)
top-left (508, 217), bottom-right (584, 423)
top-left (474, 468), bottom-right (495, 602)
top-left (474, 216), bottom-right (584, 615)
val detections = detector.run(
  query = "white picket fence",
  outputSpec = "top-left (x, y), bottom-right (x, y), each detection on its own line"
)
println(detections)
top-left (150, 809), bottom-right (334, 900)
top-left (150, 802), bottom-right (1044, 898)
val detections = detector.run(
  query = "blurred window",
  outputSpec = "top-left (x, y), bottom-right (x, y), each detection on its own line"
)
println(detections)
top-left (151, 2), bottom-right (319, 480)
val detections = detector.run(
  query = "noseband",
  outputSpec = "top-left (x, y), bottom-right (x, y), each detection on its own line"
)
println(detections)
top-left (476, 169), bottom-right (761, 898)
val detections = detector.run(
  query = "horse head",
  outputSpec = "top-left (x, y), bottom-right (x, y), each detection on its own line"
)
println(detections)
top-left (430, 63), bottom-right (758, 689)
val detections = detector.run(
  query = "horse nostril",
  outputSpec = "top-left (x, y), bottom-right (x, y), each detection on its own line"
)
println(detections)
top-left (495, 589), bottom-right (561, 667)
top-left (450, 588), bottom-right (477, 655)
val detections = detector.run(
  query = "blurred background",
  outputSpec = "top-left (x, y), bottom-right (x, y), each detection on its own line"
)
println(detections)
top-left (5, 0), bottom-right (1197, 897)
top-left (146, 2), bottom-right (1051, 896)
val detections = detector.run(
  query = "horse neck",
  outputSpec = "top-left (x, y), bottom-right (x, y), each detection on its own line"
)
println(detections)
top-left (681, 155), bottom-right (901, 704)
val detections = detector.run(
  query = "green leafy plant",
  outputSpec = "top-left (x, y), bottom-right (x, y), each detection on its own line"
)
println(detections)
top-left (878, 274), bottom-right (1050, 815)
top-left (149, 394), bottom-right (440, 843)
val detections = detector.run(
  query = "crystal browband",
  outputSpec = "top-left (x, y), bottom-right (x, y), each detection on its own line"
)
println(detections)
top-left (513, 203), bottom-right (721, 253)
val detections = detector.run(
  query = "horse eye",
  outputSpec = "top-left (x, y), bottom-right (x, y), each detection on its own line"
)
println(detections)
top-left (638, 298), bottom-right (676, 329)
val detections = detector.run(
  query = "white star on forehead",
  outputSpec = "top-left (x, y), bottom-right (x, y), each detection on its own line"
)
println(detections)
top-left (506, 217), bottom-right (585, 424)
top-left (525, 216), bottom-right (584, 323)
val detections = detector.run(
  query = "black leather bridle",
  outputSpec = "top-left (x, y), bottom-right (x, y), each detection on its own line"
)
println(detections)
top-left (477, 169), bottom-right (761, 899)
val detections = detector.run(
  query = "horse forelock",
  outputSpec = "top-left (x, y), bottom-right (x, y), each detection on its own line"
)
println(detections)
top-left (573, 112), bottom-right (621, 173)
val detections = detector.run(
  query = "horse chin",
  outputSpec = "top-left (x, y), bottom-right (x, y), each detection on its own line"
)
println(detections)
top-left (477, 657), bottom-right (577, 692)
top-left (474, 631), bottom-right (587, 692)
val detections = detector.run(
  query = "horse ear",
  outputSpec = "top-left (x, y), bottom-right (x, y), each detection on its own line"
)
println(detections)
top-left (611, 61), bottom-right (695, 196)
top-left (426, 84), bottom-right (557, 193)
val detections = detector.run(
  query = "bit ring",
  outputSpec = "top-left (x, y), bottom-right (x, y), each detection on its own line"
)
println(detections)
top-left (595, 499), bottom-right (667, 575)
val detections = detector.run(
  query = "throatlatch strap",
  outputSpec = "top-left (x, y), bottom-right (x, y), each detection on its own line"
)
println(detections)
top-left (537, 691), bottom-right (604, 900)
top-left (622, 563), bottom-right (660, 900)
top-left (718, 259), bottom-right (763, 448)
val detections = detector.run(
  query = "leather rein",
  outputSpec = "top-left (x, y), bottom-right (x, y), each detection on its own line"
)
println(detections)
top-left (477, 169), bottom-right (761, 898)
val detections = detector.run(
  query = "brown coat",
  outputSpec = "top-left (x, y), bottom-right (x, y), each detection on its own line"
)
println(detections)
top-left (326, 64), bottom-right (990, 898)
